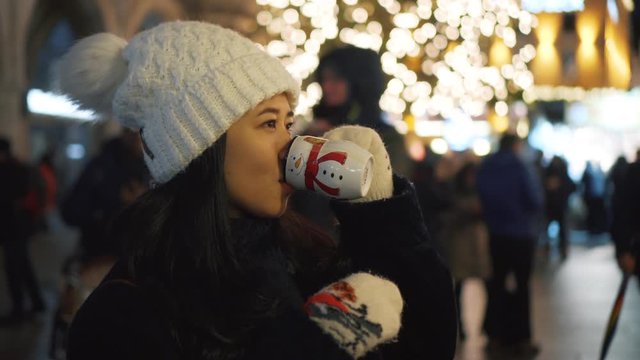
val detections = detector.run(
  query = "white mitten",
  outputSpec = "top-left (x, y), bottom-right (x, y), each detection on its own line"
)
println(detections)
top-left (323, 126), bottom-right (393, 202)
top-left (304, 272), bottom-right (403, 359)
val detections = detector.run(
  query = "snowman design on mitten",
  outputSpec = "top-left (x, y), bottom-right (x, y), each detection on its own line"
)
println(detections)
top-left (303, 273), bottom-right (402, 359)
top-left (304, 280), bottom-right (383, 353)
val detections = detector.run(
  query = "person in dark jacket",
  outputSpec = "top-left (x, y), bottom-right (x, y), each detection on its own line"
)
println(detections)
top-left (542, 156), bottom-right (576, 259)
top-left (581, 161), bottom-right (608, 235)
top-left (61, 129), bottom-right (148, 261)
top-left (607, 155), bottom-right (629, 259)
top-left (307, 45), bottom-right (413, 177)
top-left (616, 149), bottom-right (640, 280)
top-left (292, 45), bottom-right (413, 238)
top-left (476, 133), bottom-right (543, 357)
top-left (0, 137), bottom-right (45, 325)
top-left (57, 21), bottom-right (456, 360)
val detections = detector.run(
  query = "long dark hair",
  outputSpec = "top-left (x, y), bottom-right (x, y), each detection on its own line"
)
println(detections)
top-left (111, 134), bottom-right (339, 358)
top-left (112, 134), bottom-right (249, 357)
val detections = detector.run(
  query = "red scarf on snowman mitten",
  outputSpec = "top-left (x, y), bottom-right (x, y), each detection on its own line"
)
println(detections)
top-left (304, 272), bottom-right (403, 359)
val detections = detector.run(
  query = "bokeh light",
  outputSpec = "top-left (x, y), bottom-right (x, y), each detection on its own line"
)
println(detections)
top-left (256, 0), bottom-right (537, 122)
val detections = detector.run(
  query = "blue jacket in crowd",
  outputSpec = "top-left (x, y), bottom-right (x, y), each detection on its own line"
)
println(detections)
top-left (476, 150), bottom-right (543, 238)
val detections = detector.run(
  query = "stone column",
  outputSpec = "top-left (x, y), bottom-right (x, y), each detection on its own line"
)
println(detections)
top-left (180, 0), bottom-right (259, 35)
top-left (0, 0), bottom-right (36, 160)
top-left (97, 0), bottom-right (183, 38)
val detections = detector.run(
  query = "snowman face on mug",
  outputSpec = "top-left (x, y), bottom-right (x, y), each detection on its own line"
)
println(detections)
top-left (284, 136), bottom-right (373, 199)
top-left (288, 152), bottom-right (306, 177)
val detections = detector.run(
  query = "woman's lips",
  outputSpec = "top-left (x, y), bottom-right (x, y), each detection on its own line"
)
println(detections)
top-left (280, 180), bottom-right (295, 194)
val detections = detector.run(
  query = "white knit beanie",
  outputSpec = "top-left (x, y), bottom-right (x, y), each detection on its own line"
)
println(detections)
top-left (58, 21), bottom-right (300, 183)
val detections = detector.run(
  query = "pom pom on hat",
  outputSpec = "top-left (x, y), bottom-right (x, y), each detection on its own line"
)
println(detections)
top-left (58, 33), bottom-right (128, 115)
top-left (57, 21), bottom-right (300, 183)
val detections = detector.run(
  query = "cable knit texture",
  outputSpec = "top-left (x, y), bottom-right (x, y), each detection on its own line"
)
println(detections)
top-left (323, 126), bottom-right (393, 202)
top-left (304, 272), bottom-right (403, 359)
top-left (58, 21), bottom-right (300, 183)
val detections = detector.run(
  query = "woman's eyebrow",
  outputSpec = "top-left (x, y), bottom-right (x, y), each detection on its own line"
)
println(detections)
top-left (258, 107), bottom-right (294, 117)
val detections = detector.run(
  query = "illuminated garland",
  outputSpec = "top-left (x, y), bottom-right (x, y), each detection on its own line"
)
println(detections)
top-left (255, 0), bottom-right (537, 121)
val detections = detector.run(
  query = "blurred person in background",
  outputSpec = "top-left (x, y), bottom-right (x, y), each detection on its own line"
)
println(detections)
top-left (23, 149), bottom-right (59, 233)
top-left (305, 45), bottom-right (412, 178)
top-left (61, 128), bottom-right (148, 262)
top-left (616, 149), bottom-right (640, 280)
top-left (0, 137), bottom-right (46, 326)
top-left (37, 150), bottom-right (58, 216)
top-left (440, 162), bottom-right (490, 341)
top-left (476, 133), bottom-right (543, 357)
top-left (542, 156), bottom-right (576, 259)
top-left (412, 153), bottom-right (455, 257)
top-left (291, 45), bottom-right (413, 237)
top-left (606, 155), bottom-right (629, 257)
top-left (581, 161), bottom-right (608, 235)
top-left (52, 129), bottom-right (148, 356)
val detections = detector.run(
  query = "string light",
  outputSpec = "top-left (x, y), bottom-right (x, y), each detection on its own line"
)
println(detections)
top-left (256, 0), bottom-right (537, 119)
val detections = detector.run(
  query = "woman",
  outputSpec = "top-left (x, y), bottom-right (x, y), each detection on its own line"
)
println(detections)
top-left (58, 21), bottom-right (456, 359)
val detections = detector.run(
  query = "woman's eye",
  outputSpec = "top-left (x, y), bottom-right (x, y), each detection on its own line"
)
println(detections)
top-left (263, 120), bottom-right (277, 128)
top-left (286, 122), bottom-right (294, 131)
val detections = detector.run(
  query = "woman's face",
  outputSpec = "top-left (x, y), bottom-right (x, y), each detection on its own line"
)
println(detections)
top-left (224, 93), bottom-right (295, 218)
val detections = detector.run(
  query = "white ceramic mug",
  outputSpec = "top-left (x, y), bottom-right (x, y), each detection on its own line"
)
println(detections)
top-left (284, 135), bottom-right (374, 200)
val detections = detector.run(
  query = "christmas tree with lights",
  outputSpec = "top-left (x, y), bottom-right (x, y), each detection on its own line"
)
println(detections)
top-left (255, 0), bottom-right (537, 126)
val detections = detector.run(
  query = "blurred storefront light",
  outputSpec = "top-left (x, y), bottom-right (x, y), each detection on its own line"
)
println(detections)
top-left (516, 117), bottom-right (530, 138)
top-left (408, 137), bottom-right (426, 161)
top-left (430, 138), bottom-right (449, 155)
top-left (472, 138), bottom-right (492, 156)
top-left (442, 109), bottom-right (474, 151)
top-left (530, 103), bottom-right (640, 181)
top-left (522, 0), bottom-right (584, 13)
top-left (414, 119), bottom-right (444, 137)
top-left (65, 143), bottom-right (86, 160)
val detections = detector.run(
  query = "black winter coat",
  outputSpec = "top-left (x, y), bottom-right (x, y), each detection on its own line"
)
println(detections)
top-left (67, 176), bottom-right (457, 359)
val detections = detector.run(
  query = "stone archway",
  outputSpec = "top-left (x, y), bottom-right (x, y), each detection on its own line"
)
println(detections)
top-left (97, 0), bottom-right (184, 39)
top-left (180, 0), bottom-right (259, 35)
top-left (126, 0), bottom-right (184, 37)
top-left (3, 0), bottom-right (260, 159)
top-left (0, 0), bottom-right (38, 158)
top-left (26, 0), bottom-right (105, 88)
